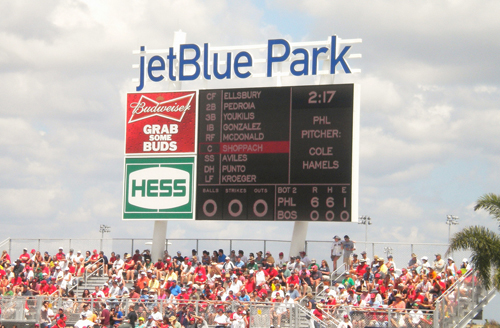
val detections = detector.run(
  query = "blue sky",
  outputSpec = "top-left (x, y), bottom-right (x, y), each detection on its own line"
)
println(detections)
top-left (1, 0), bottom-right (499, 320)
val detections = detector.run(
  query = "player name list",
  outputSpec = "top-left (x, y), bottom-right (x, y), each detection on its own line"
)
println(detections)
top-left (197, 84), bottom-right (355, 221)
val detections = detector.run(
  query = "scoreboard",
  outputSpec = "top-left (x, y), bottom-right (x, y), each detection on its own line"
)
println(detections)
top-left (196, 84), bottom-right (359, 222)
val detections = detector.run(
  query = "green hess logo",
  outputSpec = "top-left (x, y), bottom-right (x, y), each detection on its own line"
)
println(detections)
top-left (123, 157), bottom-right (195, 220)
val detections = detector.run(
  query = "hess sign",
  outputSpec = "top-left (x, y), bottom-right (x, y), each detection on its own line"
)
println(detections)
top-left (126, 91), bottom-right (197, 154)
top-left (123, 157), bottom-right (195, 220)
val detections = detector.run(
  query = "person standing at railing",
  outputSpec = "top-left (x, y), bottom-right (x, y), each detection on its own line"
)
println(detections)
top-left (340, 236), bottom-right (355, 268)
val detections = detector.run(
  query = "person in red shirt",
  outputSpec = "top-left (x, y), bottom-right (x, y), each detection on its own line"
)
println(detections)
top-left (266, 266), bottom-right (279, 283)
top-left (53, 313), bottom-right (66, 328)
top-left (356, 259), bottom-right (368, 277)
top-left (194, 272), bottom-right (207, 285)
top-left (0, 250), bottom-right (11, 266)
top-left (55, 248), bottom-right (66, 267)
top-left (286, 272), bottom-right (300, 288)
top-left (19, 248), bottom-right (31, 264)
top-left (244, 273), bottom-right (256, 294)
top-left (87, 250), bottom-right (101, 274)
top-left (124, 254), bottom-right (135, 281)
top-left (193, 262), bottom-right (207, 276)
top-left (177, 287), bottom-right (189, 300)
top-left (256, 283), bottom-right (268, 298)
top-left (154, 258), bottom-right (165, 278)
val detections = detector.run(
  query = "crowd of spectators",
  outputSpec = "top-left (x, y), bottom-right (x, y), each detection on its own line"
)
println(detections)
top-left (0, 236), bottom-right (475, 328)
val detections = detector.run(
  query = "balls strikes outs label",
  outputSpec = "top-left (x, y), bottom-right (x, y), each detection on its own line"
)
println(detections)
top-left (126, 91), bottom-right (197, 154)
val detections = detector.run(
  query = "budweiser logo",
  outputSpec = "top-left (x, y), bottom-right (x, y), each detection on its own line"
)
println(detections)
top-left (129, 93), bottom-right (194, 123)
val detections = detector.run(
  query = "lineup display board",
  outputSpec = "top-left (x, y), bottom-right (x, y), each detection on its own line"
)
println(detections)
top-left (125, 91), bottom-right (197, 155)
top-left (196, 84), bottom-right (359, 222)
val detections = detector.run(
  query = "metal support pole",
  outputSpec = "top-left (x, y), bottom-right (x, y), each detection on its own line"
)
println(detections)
top-left (264, 240), bottom-right (267, 255)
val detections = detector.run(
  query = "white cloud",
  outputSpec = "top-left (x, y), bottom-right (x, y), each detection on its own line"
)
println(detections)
top-left (0, 1), bottom-right (499, 287)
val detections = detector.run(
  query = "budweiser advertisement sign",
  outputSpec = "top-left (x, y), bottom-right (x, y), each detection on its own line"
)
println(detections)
top-left (126, 92), bottom-right (197, 154)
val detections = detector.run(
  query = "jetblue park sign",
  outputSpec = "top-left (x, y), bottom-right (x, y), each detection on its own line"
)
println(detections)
top-left (134, 35), bottom-right (361, 91)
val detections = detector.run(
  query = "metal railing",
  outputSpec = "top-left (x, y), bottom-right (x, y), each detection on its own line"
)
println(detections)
top-left (0, 296), bottom-right (319, 327)
top-left (2, 237), bottom-right (472, 274)
top-left (434, 269), bottom-right (496, 328)
top-left (333, 306), bottom-right (437, 328)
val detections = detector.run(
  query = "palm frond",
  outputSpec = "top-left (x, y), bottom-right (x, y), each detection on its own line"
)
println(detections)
top-left (447, 226), bottom-right (500, 290)
top-left (474, 193), bottom-right (500, 220)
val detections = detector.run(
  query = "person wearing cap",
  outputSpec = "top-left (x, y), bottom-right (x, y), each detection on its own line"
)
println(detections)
top-left (330, 235), bottom-right (342, 271)
top-left (461, 258), bottom-right (472, 272)
top-left (246, 257), bottom-right (258, 271)
top-left (135, 316), bottom-right (146, 328)
top-left (359, 251), bottom-right (370, 266)
top-left (59, 266), bottom-right (73, 296)
top-left (433, 254), bottom-right (446, 274)
top-left (72, 250), bottom-right (84, 266)
top-left (137, 270), bottom-right (149, 290)
top-left (390, 292), bottom-right (406, 310)
top-left (406, 302), bottom-right (425, 327)
top-left (446, 257), bottom-right (458, 276)
top-left (286, 283), bottom-right (300, 300)
top-left (355, 258), bottom-right (368, 278)
top-left (341, 235), bottom-right (355, 267)
top-left (19, 248), bottom-right (31, 264)
top-left (222, 257), bottom-right (235, 272)
top-left (385, 254), bottom-right (397, 272)
top-left (252, 251), bottom-right (263, 265)
top-left (55, 247), bottom-right (66, 267)
top-left (338, 314), bottom-right (352, 328)
top-left (408, 253), bottom-right (420, 271)
top-left (265, 251), bottom-right (275, 266)
top-left (73, 310), bottom-right (94, 328)
top-left (122, 253), bottom-right (135, 281)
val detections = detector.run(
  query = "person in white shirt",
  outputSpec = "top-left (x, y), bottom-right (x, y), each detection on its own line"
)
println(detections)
top-left (74, 313), bottom-right (95, 328)
top-left (113, 254), bottom-right (125, 276)
top-left (331, 235), bottom-right (343, 271)
top-left (338, 314), bottom-right (352, 328)
top-left (271, 287), bottom-right (284, 299)
top-left (230, 307), bottom-right (245, 328)
top-left (66, 249), bottom-right (76, 270)
top-left (406, 303), bottom-right (424, 326)
top-left (255, 266), bottom-right (266, 286)
top-left (228, 275), bottom-right (243, 294)
top-left (151, 306), bottom-right (163, 321)
top-left (73, 251), bottom-right (84, 266)
top-left (222, 258), bottom-right (235, 271)
top-left (214, 309), bottom-right (229, 327)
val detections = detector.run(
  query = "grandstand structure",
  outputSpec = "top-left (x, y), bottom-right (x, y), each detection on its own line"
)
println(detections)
top-left (0, 237), bottom-right (495, 328)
